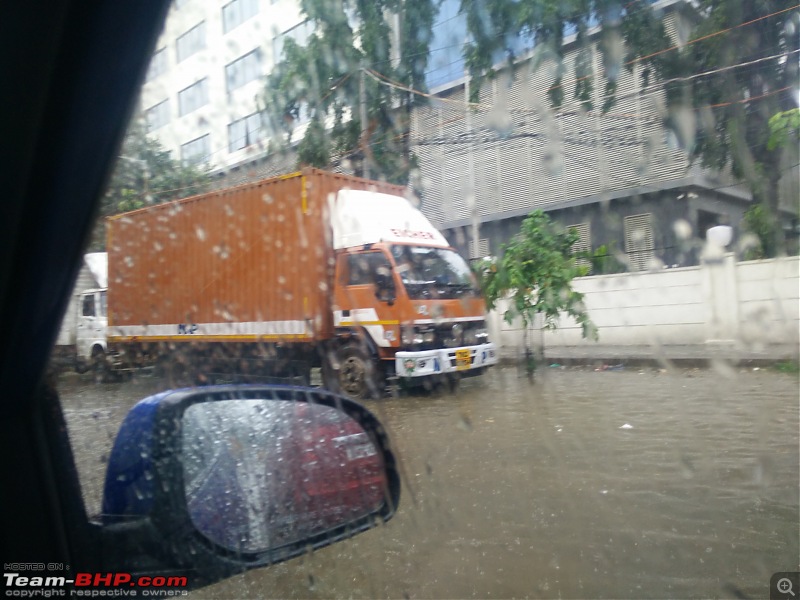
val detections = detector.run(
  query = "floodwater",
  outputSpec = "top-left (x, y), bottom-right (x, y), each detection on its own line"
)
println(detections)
top-left (60, 366), bottom-right (799, 599)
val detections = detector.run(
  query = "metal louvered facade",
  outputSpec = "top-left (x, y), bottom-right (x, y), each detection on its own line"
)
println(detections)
top-left (568, 223), bottom-right (591, 255)
top-left (624, 213), bottom-right (656, 271)
top-left (412, 12), bottom-right (691, 230)
top-left (469, 237), bottom-right (490, 260)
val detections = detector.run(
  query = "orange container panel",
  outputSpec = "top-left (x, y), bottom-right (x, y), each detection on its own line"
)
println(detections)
top-left (107, 169), bottom-right (405, 345)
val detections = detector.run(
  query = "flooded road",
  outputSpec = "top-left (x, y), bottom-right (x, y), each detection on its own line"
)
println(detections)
top-left (60, 366), bottom-right (799, 599)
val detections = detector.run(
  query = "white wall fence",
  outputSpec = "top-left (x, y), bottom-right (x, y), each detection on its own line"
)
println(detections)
top-left (488, 255), bottom-right (799, 359)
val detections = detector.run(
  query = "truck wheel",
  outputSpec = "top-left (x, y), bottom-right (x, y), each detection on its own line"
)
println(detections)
top-left (91, 346), bottom-right (112, 383)
top-left (337, 344), bottom-right (383, 400)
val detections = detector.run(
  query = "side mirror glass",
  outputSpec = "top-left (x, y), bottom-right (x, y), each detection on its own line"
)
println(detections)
top-left (101, 385), bottom-right (399, 585)
top-left (182, 399), bottom-right (386, 553)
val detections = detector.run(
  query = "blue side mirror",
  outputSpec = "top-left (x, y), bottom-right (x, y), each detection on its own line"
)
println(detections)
top-left (99, 385), bottom-right (399, 586)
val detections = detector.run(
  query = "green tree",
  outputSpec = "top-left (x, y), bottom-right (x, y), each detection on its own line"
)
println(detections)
top-left (89, 119), bottom-right (211, 250)
top-left (741, 203), bottom-right (778, 260)
top-left (768, 108), bottom-right (800, 152)
top-left (479, 210), bottom-right (597, 371)
top-left (576, 243), bottom-right (628, 275)
top-left (461, 0), bottom-right (799, 254)
top-left (261, 0), bottom-right (438, 185)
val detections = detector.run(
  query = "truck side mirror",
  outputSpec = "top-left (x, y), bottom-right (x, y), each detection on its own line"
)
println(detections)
top-left (100, 385), bottom-right (399, 588)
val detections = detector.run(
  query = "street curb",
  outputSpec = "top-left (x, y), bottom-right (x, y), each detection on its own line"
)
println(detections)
top-left (496, 347), bottom-right (800, 370)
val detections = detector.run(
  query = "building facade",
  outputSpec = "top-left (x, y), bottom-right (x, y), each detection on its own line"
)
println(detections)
top-left (410, 5), bottom-right (771, 269)
top-left (140, 0), bottom-right (308, 173)
top-left (141, 0), bottom-right (797, 270)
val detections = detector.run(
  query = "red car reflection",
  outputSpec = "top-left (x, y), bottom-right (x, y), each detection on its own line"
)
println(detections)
top-left (282, 402), bottom-right (387, 535)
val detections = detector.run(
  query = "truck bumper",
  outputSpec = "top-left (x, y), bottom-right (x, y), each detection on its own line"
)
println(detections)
top-left (395, 343), bottom-right (498, 378)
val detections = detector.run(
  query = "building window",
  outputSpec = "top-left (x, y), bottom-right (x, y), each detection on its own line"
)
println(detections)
top-left (145, 48), bottom-right (167, 81)
top-left (181, 134), bottom-right (211, 166)
top-left (222, 0), bottom-right (259, 33)
top-left (178, 78), bottom-right (209, 116)
top-left (228, 113), bottom-right (265, 153)
top-left (272, 20), bottom-right (313, 61)
top-left (145, 100), bottom-right (170, 131)
top-left (567, 223), bottom-right (591, 253)
top-left (469, 238), bottom-right (490, 260)
top-left (624, 213), bottom-right (655, 271)
top-left (176, 21), bottom-right (206, 62)
top-left (225, 49), bottom-right (262, 92)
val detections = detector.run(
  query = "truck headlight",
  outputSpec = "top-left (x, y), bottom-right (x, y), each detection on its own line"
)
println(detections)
top-left (465, 328), bottom-right (488, 345)
top-left (401, 328), bottom-right (425, 345)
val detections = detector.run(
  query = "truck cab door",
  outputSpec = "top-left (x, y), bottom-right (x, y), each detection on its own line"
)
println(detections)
top-left (334, 251), bottom-right (400, 349)
top-left (76, 291), bottom-right (107, 360)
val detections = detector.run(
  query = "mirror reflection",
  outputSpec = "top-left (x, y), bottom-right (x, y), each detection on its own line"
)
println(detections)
top-left (182, 399), bottom-right (386, 553)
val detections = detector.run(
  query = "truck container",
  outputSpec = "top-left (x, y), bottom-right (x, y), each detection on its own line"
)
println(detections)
top-left (106, 168), bottom-right (497, 397)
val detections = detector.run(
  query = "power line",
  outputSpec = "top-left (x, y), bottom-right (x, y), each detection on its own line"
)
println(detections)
top-left (367, 47), bottom-right (799, 117)
top-left (143, 62), bottom-right (794, 200)
top-left (631, 3), bottom-right (800, 67)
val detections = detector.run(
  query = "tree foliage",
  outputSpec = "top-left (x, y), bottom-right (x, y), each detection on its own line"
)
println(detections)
top-left (576, 243), bottom-right (628, 275)
top-left (648, 0), bottom-right (798, 251)
top-left (89, 119), bottom-right (211, 250)
top-left (767, 108), bottom-right (800, 152)
top-left (479, 210), bottom-right (597, 340)
top-left (741, 203), bottom-right (778, 260)
top-left (461, 0), bottom-right (630, 110)
top-left (262, 0), bottom-right (438, 184)
top-left (461, 0), bottom-right (799, 250)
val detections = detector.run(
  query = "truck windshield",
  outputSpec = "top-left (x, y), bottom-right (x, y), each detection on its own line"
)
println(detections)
top-left (390, 245), bottom-right (478, 300)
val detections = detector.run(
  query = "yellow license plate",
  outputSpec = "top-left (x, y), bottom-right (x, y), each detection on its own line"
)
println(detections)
top-left (455, 349), bottom-right (471, 370)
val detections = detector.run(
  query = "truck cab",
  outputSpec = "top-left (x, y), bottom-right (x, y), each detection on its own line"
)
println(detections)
top-left (76, 288), bottom-right (108, 370)
top-left (330, 190), bottom-right (498, 397)
top-left (53, 252), bottom-right (108, 374)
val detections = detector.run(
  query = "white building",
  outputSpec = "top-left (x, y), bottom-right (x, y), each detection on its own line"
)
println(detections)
top-left (140, 0), bottom-right (311, 171)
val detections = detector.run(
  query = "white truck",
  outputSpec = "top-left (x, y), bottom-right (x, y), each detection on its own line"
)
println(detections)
top-left (53, 252), bottom-right (108, 373)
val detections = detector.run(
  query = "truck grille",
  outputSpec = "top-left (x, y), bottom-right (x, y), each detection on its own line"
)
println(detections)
top-left (402, 321), bottom-right (489, 351)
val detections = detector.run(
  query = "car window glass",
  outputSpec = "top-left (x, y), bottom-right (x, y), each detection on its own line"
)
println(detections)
top-left (346, 252), bottom-right (389, 286)
top-left (81, 295), bottom-right (95, 317)
top-left (52, 0), bottom-right (799, 598)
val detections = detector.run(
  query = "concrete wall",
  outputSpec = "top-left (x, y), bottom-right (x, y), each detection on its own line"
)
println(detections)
top-left (489, 255), bottom-right (799, 358)
top-left (737, 258), bottom-right (800, 347)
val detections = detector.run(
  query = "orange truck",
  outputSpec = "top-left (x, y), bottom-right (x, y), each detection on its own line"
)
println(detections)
top-left (106, 168), bottom-right (497, 397)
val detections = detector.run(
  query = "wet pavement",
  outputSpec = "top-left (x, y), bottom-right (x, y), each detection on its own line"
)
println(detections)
top-left (59, 365), bottom-right (799, 599)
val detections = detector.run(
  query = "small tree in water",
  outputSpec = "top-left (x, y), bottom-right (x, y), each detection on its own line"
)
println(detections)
top-left (478, 210), bottom-right (597, 376)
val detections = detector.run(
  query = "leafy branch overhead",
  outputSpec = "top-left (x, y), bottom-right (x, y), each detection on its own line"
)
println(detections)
top-left (479, 210), bottom-right (597, 341)
top-left (90, 119), bottom-right (211, 250)
top-left (261, 0), bottom-right (438, 185)
top-left (264, 0), bottom-right (796, 250)
top-left (461, 0), bottom-right (798, 253)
